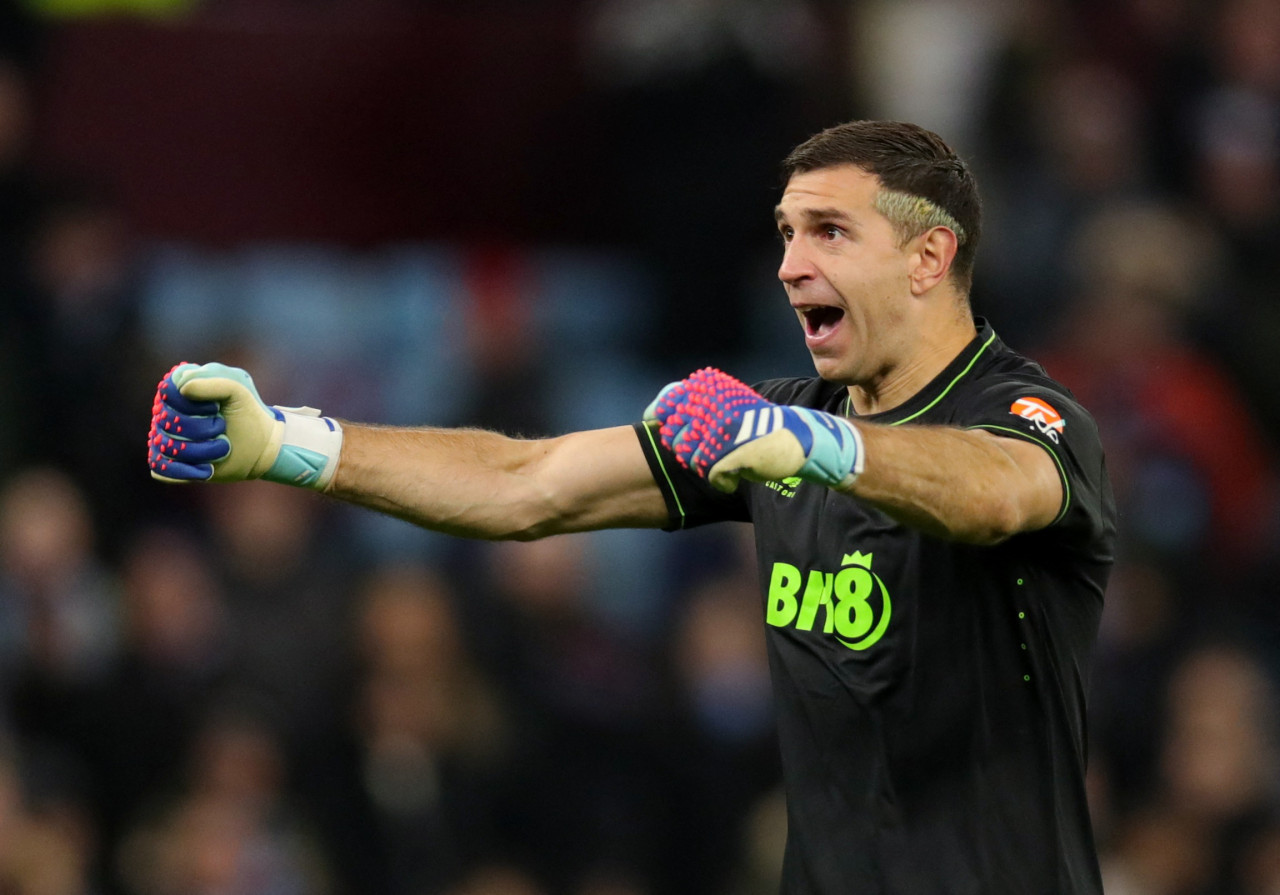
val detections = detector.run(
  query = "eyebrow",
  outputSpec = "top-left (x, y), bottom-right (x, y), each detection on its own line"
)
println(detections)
top-left (773, 206), bottom-right (857, 228)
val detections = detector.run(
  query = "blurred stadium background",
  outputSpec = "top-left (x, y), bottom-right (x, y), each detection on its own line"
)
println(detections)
top-left (0, 0), bottom-right (1278, 892)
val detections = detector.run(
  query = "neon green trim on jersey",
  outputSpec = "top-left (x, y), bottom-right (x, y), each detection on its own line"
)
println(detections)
top-left (643, 421), bottom-right (687, 529)
top-left (889, 330), bottom-right (998, 426)
top-left (967, 423), bottom-right (1071, 525)
top-left (840, 330), bottom-right (998, 423)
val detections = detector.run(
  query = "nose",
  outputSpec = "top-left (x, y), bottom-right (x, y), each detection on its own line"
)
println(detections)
top-left (778, 238), bottom-right (814, 287)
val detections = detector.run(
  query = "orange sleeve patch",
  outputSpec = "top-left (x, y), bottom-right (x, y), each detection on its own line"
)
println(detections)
top-left (1010, 397), bottom-right (1065, 442)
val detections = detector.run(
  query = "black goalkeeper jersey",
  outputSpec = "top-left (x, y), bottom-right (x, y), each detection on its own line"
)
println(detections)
top-left (634, 321), bottom-right (1116, 895)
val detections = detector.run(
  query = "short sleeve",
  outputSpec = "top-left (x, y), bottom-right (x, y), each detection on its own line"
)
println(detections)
top-left (632, 421), bottom-right (751, 530)
top-left (955, 379), bottom-right (1115, 545)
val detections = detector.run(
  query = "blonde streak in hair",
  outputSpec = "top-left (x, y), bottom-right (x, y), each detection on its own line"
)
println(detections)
top-left (874, 189), bottom-right (967, 246)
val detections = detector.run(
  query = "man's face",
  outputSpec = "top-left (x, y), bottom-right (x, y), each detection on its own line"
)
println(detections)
top-left (775, 165), bottom-right (915, 385)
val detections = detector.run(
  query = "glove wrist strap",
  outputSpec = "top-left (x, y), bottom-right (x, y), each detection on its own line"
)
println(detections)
top-left (833, 416), bottom-right (865, 488)
top-left (263, 406), bottom-right (344, 490)
top-left (794, 409), bottom-right (865, 490)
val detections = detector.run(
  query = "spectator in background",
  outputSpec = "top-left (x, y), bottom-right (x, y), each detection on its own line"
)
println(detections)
top-left (852, 0), bottom-right (1012, 152)
top-left (445, 865), bottom-right (546, 895)
top-left (1101, 805), bottom-right (1214, 895)
top-left (1191, 90), bottom-right (1280, 259)
top-left (1184, 0), bottom-right (1280, 443)
top-left (979, 56), bottom-right (1153, 345)
top-left (1088, 558), bottom-right (1186, 820)
top-left (662, 559), bottom-right (779, 895)
top-left (471, 536), bottom-right (663, 894)
top-left (1236, 818), bottom-right (1280, 895)
top-left (0, 467), bottom-right (119, 735)
top-left (0, 54), bottom-right (36, 283)
top-left (85, 526), bottom-right (232, 867)
top-left (0, 742), bottom-right (96, 895)
top-left (456, 246), bottom-right (555, 440)
top-left (0, 52), bottom-right (45, 478)
top-left (303, 563), bottom-right (511, 895)
top-left (1071, 0), bottom-right (1210, 191)
top-left (734, 787), bottom-right (788, 895)
top-left (582, 0), bottom-right (842, 370)
top-left (1211, 0), bottom-right (1280, 101)
top-left (201, 481), bottom-right (356, 743)
top-left (1033, 200), bottom-right (1276, 576)
top-left (116, 700), bottom-right (328, 895)
top-left (1102, 643), bottom-right (1280, 895)
top-left (21, 181), bottom-right (162, 560)
top-left (1161, 646), bottom-right (1278, 847)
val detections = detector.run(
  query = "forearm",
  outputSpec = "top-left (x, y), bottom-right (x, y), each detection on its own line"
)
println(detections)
top-left (840, 424), bottom-right (1058, 544)
top-left (326, 424), bottom-right (562, 540)
top-left (325, 423), bottom-right (668, 540)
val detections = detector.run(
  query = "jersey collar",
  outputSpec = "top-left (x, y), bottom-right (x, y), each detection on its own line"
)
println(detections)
top-left (842, 318), bottom-right (1000, 425)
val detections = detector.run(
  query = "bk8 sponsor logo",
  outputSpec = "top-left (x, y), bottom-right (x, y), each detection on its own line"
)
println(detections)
top-left (765, 551), bottom-right (892, 651)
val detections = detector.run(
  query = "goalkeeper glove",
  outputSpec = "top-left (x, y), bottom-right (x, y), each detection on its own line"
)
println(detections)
top-left (644, 367), bottom-right (864, 493)
top-left (148, 362), bottom-right (343, 490)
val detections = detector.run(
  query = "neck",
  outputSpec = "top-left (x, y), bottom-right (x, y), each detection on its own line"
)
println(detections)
top-left (846, 310), bottom-right (977, 416)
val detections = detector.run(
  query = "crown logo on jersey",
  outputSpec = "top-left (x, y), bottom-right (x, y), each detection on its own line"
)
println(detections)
top-left (841, 551), bottom-right (873, 569)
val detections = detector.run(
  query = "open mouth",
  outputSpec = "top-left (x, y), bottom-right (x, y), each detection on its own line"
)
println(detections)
top-left (801, 306), bottom-right (845, 338)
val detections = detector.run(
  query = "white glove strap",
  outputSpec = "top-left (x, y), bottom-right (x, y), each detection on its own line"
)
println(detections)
top-left (266, 406), bottom-right (344, 490)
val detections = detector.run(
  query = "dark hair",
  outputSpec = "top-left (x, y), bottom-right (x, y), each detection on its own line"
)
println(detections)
top-left (782, 120), bottom-right (982, 292)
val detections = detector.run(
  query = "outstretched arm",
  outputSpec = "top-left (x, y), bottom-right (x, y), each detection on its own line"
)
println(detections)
top-left (838, 424), bottom-right (1061, 544)
top-left (328, 423), bottom-right (669, 540)
top-left (148, 362), bottom-right (669, 540)
top-left (647, 368), bottom-right (1060, 545)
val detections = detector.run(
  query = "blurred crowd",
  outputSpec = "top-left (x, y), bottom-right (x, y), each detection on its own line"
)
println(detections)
top-left (0, 0), bottom-right (1278, 893)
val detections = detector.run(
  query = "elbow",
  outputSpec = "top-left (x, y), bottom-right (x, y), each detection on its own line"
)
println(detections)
top-left (490, 490), bottom-right (569, 542)
top-left (427, 493), bottom-right (561, 542)
top-left (501, 519), bottom-right (556, 541)
top-left (957, 496), bottom-right (1026, 546)
top-left (502, 512), bottom-right (581, 542)
top-left (476, 506), bottom-right (553, 541)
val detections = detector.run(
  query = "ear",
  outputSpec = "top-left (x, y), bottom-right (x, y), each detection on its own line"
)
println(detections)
top-left (908, 226), bottom-right (959, 295)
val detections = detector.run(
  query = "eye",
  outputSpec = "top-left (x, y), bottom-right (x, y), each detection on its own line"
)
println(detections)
top-left (821, 225), bottom-right (843, 241)
top-left (778, 225), bottom-right (794, 243)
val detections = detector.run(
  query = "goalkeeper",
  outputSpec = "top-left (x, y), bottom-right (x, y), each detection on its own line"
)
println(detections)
top-left (149, 120), bottom-right (1115, 895)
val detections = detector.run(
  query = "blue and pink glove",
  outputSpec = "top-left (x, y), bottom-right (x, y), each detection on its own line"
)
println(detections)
top-left (644, 368), bottom-right (865, 493)
top-left (148, 362), bottom-right (343, 490)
